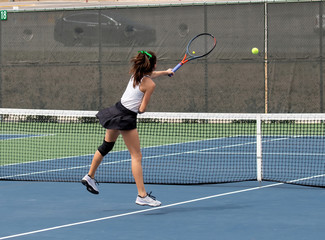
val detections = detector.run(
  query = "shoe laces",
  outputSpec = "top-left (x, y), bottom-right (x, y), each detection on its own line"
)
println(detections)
top-left (94, 178), bottom-right (99, 186)
top-left (89, 175), bottom-right (99, 186)
top-left (146, 191), bottom-right (156, 200)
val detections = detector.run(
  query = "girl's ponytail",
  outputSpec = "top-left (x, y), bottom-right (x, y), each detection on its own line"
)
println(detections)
top-left (130, 51), bottom-right (157, 87)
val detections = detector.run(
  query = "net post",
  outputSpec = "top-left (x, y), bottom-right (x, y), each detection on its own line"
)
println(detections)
top-left (256, 115), bottom-right (262, 183)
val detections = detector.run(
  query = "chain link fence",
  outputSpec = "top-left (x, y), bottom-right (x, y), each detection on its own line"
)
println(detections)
top-left (0, 1), bottom-right (324, 113)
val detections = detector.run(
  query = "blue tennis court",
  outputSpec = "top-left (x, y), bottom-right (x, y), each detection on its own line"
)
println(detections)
top-left (1, 113), bottom-right (325, 239)
top-left (1, 180), bottom-right (325, 240)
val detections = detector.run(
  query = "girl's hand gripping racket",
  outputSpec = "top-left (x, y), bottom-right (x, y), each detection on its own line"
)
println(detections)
top-left (169, 33), bottom-right (217, 77)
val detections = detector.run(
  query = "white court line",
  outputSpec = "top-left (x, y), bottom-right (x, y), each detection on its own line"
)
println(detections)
top-left (0, 136), bottom-right (263, 179)
top-left (198, 152), bottom-right (325, 156)
top-left (3, 150), bottom-right (323, 179)
top-left (0, 136), bottom-right (230, 167)
top-left (0, 136), bottom-right (288, 179)
top-left (0, 134), bottom-right (54, 141)
top-left (1, 173), bottom-right (324, 240)
top-left (0, 134), bottom-right (317, 167)
top-left (0, 135), bottom-right (284, 167)
top-left (0, 182), bottom-right (284, 240)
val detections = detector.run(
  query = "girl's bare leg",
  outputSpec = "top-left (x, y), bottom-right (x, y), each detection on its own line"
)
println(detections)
top-left (120, 129), bottom-right (146, 197)
top-left (88, 129), bottom-right (120, 178)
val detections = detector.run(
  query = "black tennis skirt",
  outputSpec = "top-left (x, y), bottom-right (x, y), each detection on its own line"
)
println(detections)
top-left (96, 101), bottom-right (137, 130)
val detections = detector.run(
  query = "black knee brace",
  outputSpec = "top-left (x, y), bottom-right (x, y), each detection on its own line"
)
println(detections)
top-left (98, 140), bottom-right (115, 157)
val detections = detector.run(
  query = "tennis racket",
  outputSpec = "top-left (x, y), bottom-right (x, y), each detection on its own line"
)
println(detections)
top-left (169, 33), bottom-right (217, 77)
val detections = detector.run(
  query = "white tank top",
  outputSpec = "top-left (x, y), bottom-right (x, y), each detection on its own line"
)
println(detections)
top-left (121, 76), bottom-right (146, 113)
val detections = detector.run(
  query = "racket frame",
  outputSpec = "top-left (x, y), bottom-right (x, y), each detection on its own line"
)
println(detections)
top-left (170, 33), bottom-right (217, 75)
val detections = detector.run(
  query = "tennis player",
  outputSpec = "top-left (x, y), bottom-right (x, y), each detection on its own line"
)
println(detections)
top-left (82, 51), bottom-right (173, 207)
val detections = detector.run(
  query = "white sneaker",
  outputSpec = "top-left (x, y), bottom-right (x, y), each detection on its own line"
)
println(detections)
top-left (81, 174), bottom-right (99, 194)
top-left (136, 192), bottom-right (161, 207)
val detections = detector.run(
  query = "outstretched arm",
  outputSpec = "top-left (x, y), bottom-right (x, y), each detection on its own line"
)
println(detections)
top-left (151, 69), bottom-right (174, 79)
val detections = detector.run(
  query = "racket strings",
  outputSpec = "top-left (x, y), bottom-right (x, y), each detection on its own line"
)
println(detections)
top-left (188, 35), bottom-right (215, 57)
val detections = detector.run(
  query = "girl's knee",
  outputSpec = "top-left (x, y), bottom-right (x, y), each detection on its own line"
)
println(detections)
top-left (131, 152), bottom-right (142, 162)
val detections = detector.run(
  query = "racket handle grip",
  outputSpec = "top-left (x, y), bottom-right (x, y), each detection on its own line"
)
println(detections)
top-left (168, 63), bottom-right (183, 77)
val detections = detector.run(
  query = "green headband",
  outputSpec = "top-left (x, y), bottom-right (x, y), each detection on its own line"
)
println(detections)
top-left (138, 51), bottom-right (152, 59)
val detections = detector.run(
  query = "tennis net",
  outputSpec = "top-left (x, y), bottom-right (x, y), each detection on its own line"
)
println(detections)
top-left (1, 108), bottom-right (325, 187)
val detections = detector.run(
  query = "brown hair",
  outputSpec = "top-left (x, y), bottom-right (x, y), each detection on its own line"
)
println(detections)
top-left (130, 51), bottom-right (157, 87)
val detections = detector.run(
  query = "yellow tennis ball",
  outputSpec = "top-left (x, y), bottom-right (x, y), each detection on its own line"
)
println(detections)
top-left (192, 51), bottom-right (196, 54)
top-left (252, 47), bottom-right (259, 55)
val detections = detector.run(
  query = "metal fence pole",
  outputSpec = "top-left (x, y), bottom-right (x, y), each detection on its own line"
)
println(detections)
top-left (98, 9), bottom-right (103, 110)
top-left (264, 2), bottom-right (268, 114)
top-left (319, 2), bottom-right (323, 113)
top-left (0, 20), bottom-right (2, 108)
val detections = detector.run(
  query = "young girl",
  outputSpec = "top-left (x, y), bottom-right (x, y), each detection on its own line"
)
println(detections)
top-left (82, 51), bottom-right (173, 207)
